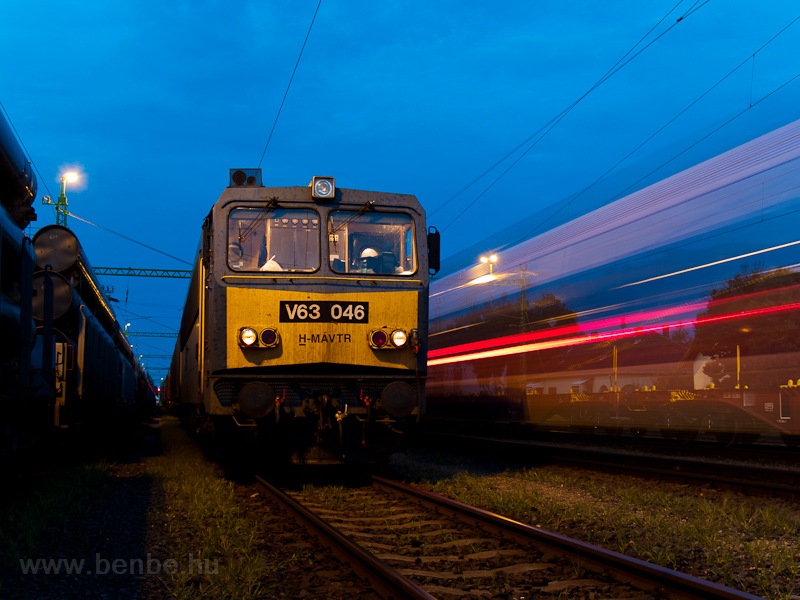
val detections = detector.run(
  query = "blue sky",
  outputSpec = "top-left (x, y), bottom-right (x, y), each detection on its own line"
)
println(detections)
top-left (2, 1), bottom-right (799, 381)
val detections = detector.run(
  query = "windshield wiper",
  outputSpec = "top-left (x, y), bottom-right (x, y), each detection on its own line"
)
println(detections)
top-left (238, 197), bottom-right (279, 242)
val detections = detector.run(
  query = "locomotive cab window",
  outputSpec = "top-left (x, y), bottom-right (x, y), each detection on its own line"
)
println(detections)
top-left (228, 207), bottom-right (320, 272)
top-left (327, 211), bottom-right (416, 275)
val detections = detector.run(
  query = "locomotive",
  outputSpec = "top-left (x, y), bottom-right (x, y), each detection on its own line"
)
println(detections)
top-left (166, 169), bottom-right (439, 464)
top-left (425, 118), bottom-right (800, 447)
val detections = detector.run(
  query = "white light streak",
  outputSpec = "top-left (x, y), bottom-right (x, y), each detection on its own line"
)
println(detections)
top-left (618, 238), bottom-right (800, 288)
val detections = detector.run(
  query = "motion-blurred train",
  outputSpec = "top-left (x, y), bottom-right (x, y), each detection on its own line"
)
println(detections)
top-left (426, 119), bottom-right (800, 447)
top-left (1, 111), bottom-right (154, 460)
top-left (164, 169), bottom-right (439, 464)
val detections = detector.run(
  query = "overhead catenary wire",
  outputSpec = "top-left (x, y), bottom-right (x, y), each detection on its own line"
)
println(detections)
top-left (68, 212), bottom-right (193, 266)
top-left (512, 13), bottom-right (800, 247)
top-left (432, 0), bottom-right (708, 230)
top-left (257, 0), bottom-right (323, 169)
top-left (598, 16), bottom-right (800, 203)
top-left (427, 0), bottom-right (690, 218)
top-left (604, 69), bottom-right (800, 204)
top-left (115, 306), bottom-right (178, 334)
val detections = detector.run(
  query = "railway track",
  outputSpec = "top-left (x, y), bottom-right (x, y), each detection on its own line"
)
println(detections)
top-left (422, 431), bottom-right (800, 500)
top-left (257, 474), bottom-right (760, 599)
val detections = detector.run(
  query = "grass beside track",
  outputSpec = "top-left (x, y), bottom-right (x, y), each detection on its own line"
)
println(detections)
top-left (141, 416), bottom-right (276, 598)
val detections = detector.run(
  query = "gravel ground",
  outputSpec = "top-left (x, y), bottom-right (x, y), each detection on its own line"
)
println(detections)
top-left (230, 481), bottom-right (383, 599)
top-left (0, 426), bottom-right (166, 599)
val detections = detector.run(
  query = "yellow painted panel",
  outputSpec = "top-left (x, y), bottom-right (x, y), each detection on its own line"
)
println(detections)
top-left (226, 288), bottom-right (419, 370)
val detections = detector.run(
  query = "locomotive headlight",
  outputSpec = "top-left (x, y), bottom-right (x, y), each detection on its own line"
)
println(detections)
top-left (310, 176), bottom-right (335, 199)
top-left (239, 327), bottom-right (259, 347)
top-left (390, 329), bottom-right (408, 348)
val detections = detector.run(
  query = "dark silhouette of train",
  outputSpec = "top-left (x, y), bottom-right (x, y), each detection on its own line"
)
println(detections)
top-left (1, 112), bottom-right (154, 461)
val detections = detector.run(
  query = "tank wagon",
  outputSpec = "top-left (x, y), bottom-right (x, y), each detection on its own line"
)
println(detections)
top-left (167, 169), bottom-right (439, 464)
top-left (30, 225), bottom-right (154, 432)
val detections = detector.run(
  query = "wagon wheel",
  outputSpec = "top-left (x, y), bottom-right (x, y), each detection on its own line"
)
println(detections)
top-left (659, 411), bottom-right (697, 442)
top-left (703, 413), bottom-right (760, 446)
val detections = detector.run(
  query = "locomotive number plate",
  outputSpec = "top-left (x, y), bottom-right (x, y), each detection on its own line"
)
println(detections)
top-left (279, 301), bottom-right (369, 323)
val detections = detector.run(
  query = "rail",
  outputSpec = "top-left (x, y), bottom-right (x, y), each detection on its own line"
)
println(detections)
top-left (256, 476), bottom-right (435, 599)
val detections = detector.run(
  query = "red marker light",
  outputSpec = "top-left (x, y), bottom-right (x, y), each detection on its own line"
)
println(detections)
top-left (370, 330), bottom-right (388, 347)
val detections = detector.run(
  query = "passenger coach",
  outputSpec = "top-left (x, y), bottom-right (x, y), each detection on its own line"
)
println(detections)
top-left (168, 169), bottom-right (439, 464)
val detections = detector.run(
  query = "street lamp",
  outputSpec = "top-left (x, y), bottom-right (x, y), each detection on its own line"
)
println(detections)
top-left (56, 171), bottom-right (78, 226)
top-left (42, 170), bottom-right (79, 226)
top-left (476, 254), bottom-right (530, 396)
top-left (480, 254), bottom-right (498, 274)
top-left (476, 254), bottom-right (531, 332)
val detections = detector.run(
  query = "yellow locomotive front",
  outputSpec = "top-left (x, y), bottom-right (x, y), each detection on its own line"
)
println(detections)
top-left (173, 170), bottom-right (438, 464)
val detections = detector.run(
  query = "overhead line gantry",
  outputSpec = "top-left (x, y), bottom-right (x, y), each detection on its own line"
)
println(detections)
top-left (94, 267), bottom-right (192, 278)
top-left (124, 332), bottom-right (177, 338)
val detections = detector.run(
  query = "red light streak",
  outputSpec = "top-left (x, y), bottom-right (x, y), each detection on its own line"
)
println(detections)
top-left (428, 301), bottom-right (707, 361)
top-left (428, 300), bottom-right (800, 368)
